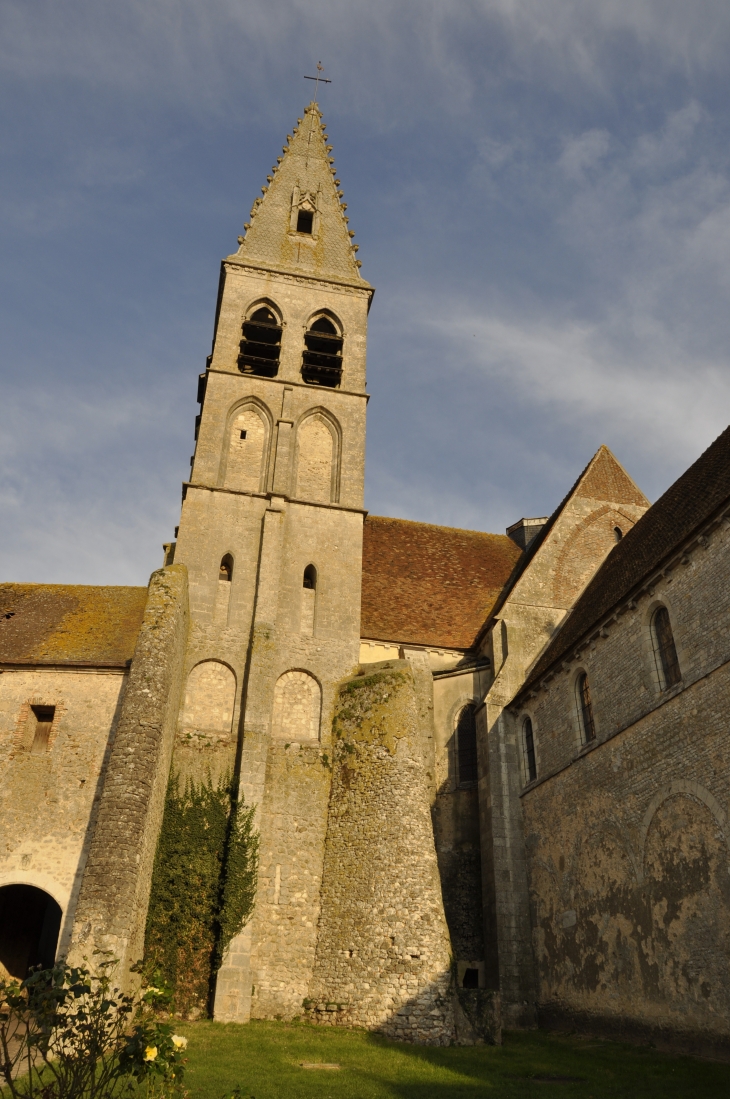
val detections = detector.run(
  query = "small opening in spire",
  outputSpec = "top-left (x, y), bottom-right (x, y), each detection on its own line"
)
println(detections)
top-left (296, 210), bottom-right (314, 234)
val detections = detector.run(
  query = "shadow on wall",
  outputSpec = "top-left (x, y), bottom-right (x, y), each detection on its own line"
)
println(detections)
top-left (304, 972), bottom-right (501, 1048)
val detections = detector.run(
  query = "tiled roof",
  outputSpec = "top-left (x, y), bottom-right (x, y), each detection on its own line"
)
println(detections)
top-left (361, 516), bottom-right (522, 650)
top-left (517, 424), bottom-right (730, 697)
top-left (0, 584), bottom-right (148, 667)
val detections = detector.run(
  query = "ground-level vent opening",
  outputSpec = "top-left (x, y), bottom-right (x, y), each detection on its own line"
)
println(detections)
top-left (0, 885), bottom-right (62, 979)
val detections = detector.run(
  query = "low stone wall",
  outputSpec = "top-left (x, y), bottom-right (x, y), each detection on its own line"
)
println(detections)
top-left (68, 566), bottom-right (189, 984)
top-left (307, 660), bottom-right (455, 1044)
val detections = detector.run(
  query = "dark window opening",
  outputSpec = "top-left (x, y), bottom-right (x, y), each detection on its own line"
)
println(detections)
top-left (0, 885), bottom-right (62, 978)
top-left (457, 705), bottom-right (478, 785)
top-left (296, 209), bottom-right (314, 234)
top-left (238, 307), bottom-right (282, 378)
top-left (652, 606), bottom-right (681, 688)
top-left (462, 968), bottom-right (479, 989)
top-left (302, 316), bottom-right (343, 388)
top-left (523, 717), bottom-right (537, 783)
top-left (30, 705), bottom-right (55, 754)
top-left (576, 673), bottom-right (596, 743)
top-left (240, 430), bottom-right (247, 440)
top-left (219, 555), bottom-right (233, 582)
top-left (614, 526), bottom-right (623, 541)
top-left (303, 564), bottom-right (317, 590)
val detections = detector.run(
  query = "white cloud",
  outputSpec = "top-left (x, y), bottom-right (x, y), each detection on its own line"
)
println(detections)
top-left (558, 129), bottom-right (610, 180)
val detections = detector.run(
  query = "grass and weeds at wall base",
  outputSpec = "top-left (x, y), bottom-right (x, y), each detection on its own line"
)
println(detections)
top-left (176, 1019), bottom-right (730, 1098)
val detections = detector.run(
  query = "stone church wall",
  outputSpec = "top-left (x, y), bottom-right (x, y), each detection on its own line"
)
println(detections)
top-left (516, 519), bottom-right (730, 1055)
top-left (0, 666), bottom-right (128, 961)
top-left (307, 660), bottom-right (455, 1044)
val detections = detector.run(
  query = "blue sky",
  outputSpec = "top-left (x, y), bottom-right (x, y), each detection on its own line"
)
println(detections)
top-left (2, 0), bottom-right (729, 584)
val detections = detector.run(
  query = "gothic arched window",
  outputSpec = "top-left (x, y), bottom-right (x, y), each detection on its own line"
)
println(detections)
top-left (651, 606), bottom-right (681, 689)
top-left (238, 307), bottom-right (282, 377)
top-left (456, 704), bottom-right (478, 786)
top-left (303, 564), bottom-right (317, 590)
top-left (522, 717), bottom-right (537, 783)
top-left (301, 316), bottom-right (343, 387)
top-left (219, 555), bottom-right (233, 581)
top-left (575, 672), bottom-right (596, 744)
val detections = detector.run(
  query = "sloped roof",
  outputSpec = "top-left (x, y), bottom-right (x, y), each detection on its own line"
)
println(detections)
top-left (0, 584), bottom-right (148, 667)
top-left (474, 445), bottom-right (649, 647)
top-left (361, 516), bottom-right (522, 650)
top-left (517, 424), bottom-right (730, 698)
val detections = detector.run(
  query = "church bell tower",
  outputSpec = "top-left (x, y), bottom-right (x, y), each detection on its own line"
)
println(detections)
top-left (171, 102), bottom-right (373, 1021)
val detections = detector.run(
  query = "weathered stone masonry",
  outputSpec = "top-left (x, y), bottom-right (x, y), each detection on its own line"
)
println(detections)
top-left (308, 661), bottom-right (455, 1044)
top-left (68, 566), bottom-right (189, 982)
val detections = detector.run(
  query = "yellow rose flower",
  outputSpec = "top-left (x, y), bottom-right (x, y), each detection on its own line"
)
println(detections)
top-left (143, 1046), bottom-right (158, 1062)
top-left (171, 1035), bottom-right (188, 1050)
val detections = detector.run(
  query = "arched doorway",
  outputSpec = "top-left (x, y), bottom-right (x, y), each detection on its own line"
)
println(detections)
top-left (0, 885), bottom-right (62, 979)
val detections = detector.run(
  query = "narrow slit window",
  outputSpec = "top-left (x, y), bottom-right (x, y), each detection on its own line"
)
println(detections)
top-left (219, 555), bottom-right (233, 582)
top-left (456, 705), bottom-right (478, 786)
top-left (240, 430), bottom-right (247, 440)
top-left (30, 706), bottom-right (55, 754)
top-left (652, 606), bottom-right (681, 689)
top-left (575, 673), bottom-right (596, 743)
top-left (303, 564), bottom-right (317, 590)
top-left (523, 717), bottom-right (537, 783)
top-left (238, 307), bottom-right (282, 378)
top-left (296, 209), bottom-right (314, 234)
top-left (614, 526), bottom-right (623, 541)
top-left (301, 316), bottom-right (343, 388)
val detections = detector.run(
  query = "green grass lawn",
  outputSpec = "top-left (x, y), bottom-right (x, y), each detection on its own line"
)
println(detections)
top-left (175, 1019), bottom-right (730, 1099)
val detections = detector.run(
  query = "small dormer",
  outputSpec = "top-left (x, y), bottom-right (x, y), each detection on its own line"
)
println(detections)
top-left (290, 186), bottom-right (322, 238)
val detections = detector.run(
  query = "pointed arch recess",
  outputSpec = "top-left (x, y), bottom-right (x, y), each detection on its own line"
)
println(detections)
top-left (219, 396), bottom-right (273, 492)
top-left (271, 670), bottom-right (322, 742)
top-left (180, 660), bottom-right (237, 746)
top-left (293, 407), bottom-right (341, 504)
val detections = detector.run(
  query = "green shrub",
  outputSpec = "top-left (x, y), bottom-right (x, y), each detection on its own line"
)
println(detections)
top-left (142, 773), bottom-right (259, 1018)
top-left (0, 956), bottom-right (187, 1099)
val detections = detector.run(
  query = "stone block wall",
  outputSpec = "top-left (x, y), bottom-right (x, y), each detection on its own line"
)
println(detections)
top-left (307, 661), bottom-right (455, 1044)
top-left (514, 517), bottom-right (730, 1054)
top-left (68, 566), bottom-right (189, 983)
top-left (0, 666), bottom-right (128, 961)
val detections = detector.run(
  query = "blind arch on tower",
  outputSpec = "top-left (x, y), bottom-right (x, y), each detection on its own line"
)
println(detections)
top-left (220, 397), bottom-right (272, 493)
top-left (294, 409), bottom-right (341, 504)
top-left (180, 660), bottom-right (237, 747)
top-left (271, 670), bottom-right (321, 742)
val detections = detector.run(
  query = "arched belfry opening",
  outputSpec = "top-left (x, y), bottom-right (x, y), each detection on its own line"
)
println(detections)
top-left (0, 885), bottom-right (62, 979)
top-left (302, 316), bottom-right (343, 387)
top-left (238, 307), bottom-right (282, 378)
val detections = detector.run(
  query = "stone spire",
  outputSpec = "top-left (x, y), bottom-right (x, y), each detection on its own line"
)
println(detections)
top-left (230, 102), bottom-right (365, 283)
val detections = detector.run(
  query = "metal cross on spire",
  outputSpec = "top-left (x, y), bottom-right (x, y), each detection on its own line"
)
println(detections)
top-left (303, 61), bottom-right (331, 100)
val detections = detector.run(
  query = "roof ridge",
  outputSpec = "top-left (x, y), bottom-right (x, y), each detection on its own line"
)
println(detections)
top-left (366, 515), bottom-right (511, 539)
